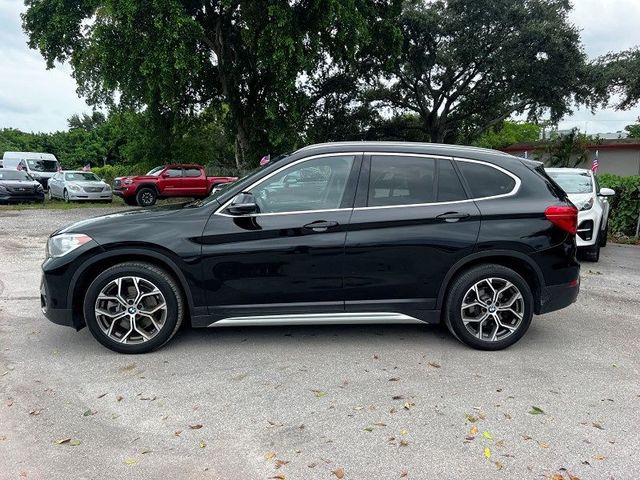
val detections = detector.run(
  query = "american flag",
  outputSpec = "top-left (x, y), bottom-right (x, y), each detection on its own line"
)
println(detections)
top-left (591, 150), bottom-right (599, 174)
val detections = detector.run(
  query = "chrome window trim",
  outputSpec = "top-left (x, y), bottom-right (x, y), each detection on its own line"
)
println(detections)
top-left (214, 151), bottom-right (521, 217)
top-left (214, 152), bottom-right (361, 217)
top-left (352, 153), bottom-right (521, 211)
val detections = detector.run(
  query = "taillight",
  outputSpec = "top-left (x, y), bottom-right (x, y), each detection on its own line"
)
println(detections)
top-left (545, 205), bottom-right (578, 235)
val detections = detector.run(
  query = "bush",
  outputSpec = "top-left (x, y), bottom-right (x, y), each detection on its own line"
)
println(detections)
top-left (598, 174), bottom-right (640, 237)
top-left (91, 164), bottom-right (139, 184)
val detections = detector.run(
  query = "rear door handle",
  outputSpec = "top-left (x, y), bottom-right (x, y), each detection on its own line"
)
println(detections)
top-left (303, 220), bottom-right (339, 232)
top-left (436, 212), bottom-right (470, 223)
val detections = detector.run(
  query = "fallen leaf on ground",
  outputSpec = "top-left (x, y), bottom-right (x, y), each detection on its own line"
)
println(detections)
top-left (529, 406), bottom-right (545, 415)
top-left (482, 431), bottom-right (493, 440)
top-left (374, 422), bottom-right (387, 427)
top-left (465, 414), bottom-right (478, 423)
top-left (311, 390), bottom-right (327, 398)
top-left (83, 409), bottom-right (96, 417)
top-left (275, 459), bottom-right (289, 468)
top-left (116, 395), bottom-right (124, 402)
top-left (5, 400), bottom-right (13, 407)
top-left (124, 458), bottom-right (137, 465)
top-left (400, 428), bottom-right (409, 436)
top-left (29, 409), bottom-right (42, 416)
top-left (400, 469), bottom-right (408, 477)
top-left (267, 420), bottom-right (283, 427)
top-left (271, 474), bottom-right (285, 480)
top-left (593, 454), bottom-right (606, 461)
top-left (363, 426), bottom-right (374, 432)
top-left (399, 439), bottom-right (409, 447)
top-left (470, 425), bottom-right (479, 435)
top-left (141, 449), bottom-right (152, 454)
top-left (389, 377), bottom-right (400, 382)
top-left (54, 438), bottom-right (71, 445)
top-left (403, 401), bottom-right (415, 410)
top-left (522, 435), bottom-right (532, 440)
top-left (69, 440), bottom-right (81, 446)
top-left (199, 439), bottom-right (206, 448)
top-left (538, 442), bottom-right (550, 448)
top-left (484, 447), bottom-right (491, 459)
top-left (495, 461), bottom-right (504, 470)
top-left (97, 393), bottom-right (107, 399)
top-left (119, 363), bottom-right (136, 372)
top-left (264, 451), bottom-right (276, 460)
top-left (428, 361), bottom-right (441, 368)
top-left (189, 424), bottom-right (203, 429)
top-left (333, 467), bottom-right (345, 478)
top-left (592, 422), bottom-right (604, 430)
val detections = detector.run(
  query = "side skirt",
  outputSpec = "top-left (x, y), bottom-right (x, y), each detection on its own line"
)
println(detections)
top-left (205, 311), bottom-right (438, 328)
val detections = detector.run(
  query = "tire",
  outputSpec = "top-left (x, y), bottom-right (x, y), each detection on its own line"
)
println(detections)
top-left (136, 187), bottom-right (157, 207)
top-left (443, 264), bottom-right (534, 351)
top-left (83, 262), bottom-right (184, 354)
top-left (600, 222), bottom-right (608, 247)
top-left (63, 189), bottom-right (71, 203)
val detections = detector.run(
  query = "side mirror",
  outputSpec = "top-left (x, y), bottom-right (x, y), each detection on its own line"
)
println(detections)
top-left (599, 187), bottom-right (615, 197)
top-left (227, 192), bottom-right (258, 215)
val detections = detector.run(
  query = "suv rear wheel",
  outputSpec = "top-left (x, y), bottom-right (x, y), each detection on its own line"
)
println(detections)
top-left (444, 264), bottom-right (533, 350)
top-left (136, 187), bottom-right (157, 207)
top-left (83, 262), bottom-right (184, 353)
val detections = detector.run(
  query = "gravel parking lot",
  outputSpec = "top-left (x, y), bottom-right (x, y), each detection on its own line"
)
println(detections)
top-left (1, 207), bottom-right (639, 480)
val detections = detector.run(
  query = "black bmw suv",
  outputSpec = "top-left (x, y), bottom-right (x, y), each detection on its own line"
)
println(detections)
top-left (41, 142), bottom-right (580, 354)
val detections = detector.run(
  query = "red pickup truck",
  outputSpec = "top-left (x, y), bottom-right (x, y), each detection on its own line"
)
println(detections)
top-left (113, 164), bottom-right (237, 206)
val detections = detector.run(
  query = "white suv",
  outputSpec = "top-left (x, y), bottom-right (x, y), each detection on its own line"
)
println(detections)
top-left (546, 168), bottom-right (615, 262)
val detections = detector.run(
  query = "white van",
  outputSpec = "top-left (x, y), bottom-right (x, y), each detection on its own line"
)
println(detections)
top-left (2, 152), bottom-right (60, 189)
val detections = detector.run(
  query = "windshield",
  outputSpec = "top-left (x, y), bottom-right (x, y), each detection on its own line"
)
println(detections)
top-left (146, 166), bottom-right (164, 176)
top-left (547, 171), bottom-right (593, 194)
top-left (65, 172), bottom-right (100, 182)
top-left (26, 159), bottom-right (58, 172)
top-left (0, 170), bottom-right (33, 181)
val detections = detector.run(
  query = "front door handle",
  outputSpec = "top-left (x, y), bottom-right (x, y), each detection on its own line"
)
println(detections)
top-left (436, 212), bottom-right (470, 223)
top-left (303, 220), bottom-right (339, 232)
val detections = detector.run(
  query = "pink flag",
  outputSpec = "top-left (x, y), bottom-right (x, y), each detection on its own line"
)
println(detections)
top-left (260, 154), bottom-right (270, 166)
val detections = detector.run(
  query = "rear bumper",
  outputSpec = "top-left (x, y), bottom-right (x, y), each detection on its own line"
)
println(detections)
top-left (537, 277), bottom-right (580, 314)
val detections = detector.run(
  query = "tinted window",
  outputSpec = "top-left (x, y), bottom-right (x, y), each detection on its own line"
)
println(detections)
top-left (252, 155), bottom-right (354, 213)
top-left (437, 160), bottom-right (467, 202)
top-left (165, 168), bottom-right (182, 178)
top-left (458, 162), bottom-right (516, 198)
top-left (0, 170), bottom-right (31, 181)
top-left (184, 168), bottom-right (201, 178)
top-left (368, 155), bottom-right (435, 206)
top-left (26, 159), bottom-right (58, 172)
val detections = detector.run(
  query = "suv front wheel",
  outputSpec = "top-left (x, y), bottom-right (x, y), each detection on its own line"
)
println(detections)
top-left (444, 265), bottom-right (533, 350)
top-left (83, 262), bottom-right (184, 354)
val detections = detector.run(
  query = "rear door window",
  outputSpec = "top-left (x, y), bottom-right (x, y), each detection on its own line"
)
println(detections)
top-left (457, 161), bottom-right (516, 198)
top-left (184, 168), bottom-right (201, 178)
top-left (368, 155), bottom-right (436, 206)
top-left (437, 160), bottom-right (467, 202)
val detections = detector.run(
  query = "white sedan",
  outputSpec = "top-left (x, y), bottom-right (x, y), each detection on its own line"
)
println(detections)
top-left (546, 168), bottom-right (615, 262)
top-left (48, 171), bottom-right (113, 203)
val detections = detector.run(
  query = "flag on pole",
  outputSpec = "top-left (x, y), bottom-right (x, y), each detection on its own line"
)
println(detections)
top-left (82, 163), bottom-right (91, 171)
top-left (260, 154), bottom-right (270, 166)
top-left (57, 164), bottom-right (63, 172)
top-left (591, 150), bottom-right (599, 174)
top-left (16, 162), bottom-right (23, 171)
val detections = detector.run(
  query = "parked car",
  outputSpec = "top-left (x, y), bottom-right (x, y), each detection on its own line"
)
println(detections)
top-left (48, 171), bottom-right (113, 203)
top-left (546, 168), bottom-right (615, 262)
top-left (0, 168), bottom-right (45, 204)
top-left (112, 164), bottom-right (238, 206)
top-left (41, 142), bottom-right (580, 354)
top-left (1, 152), bottom-right (60, 189)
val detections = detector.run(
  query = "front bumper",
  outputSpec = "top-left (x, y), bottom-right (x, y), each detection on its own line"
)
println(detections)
top-left (576, 210), bottom-right (601, 247)
top-left (0, 192), bottom-right (44, 203)
top-left (40, 276), bottom-right (76, 328)
top-left (67, 190), bottom-right (113, 201)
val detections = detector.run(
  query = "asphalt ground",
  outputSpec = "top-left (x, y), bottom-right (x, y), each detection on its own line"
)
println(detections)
top-left (1, 207), bottom-right (639, 479)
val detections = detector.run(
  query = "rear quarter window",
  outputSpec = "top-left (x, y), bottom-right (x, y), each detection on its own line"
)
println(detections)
top-left (457, 161), bottom-right (516, 198)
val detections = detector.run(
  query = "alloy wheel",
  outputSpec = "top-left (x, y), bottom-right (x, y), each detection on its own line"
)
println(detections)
top-left (460, 277), bottom-right (524, 342)
top-left (141, 191), bottom-right (154, 206)
top-left (94, 276), bottom-right (167, 344)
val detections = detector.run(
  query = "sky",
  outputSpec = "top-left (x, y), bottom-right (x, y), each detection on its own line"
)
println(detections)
top-left (1, 0), bottom-right (640, 134)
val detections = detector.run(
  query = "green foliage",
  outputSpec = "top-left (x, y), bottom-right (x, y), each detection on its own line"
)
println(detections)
top-left (593, 48), bottom-right (640, 110)
top-left (474, 122), bottom-right (542, 149)
top-left (90, 164), bottom-right (137, 184)
top-left (540, 129), bottom-right (592, 168)
top-left (624, 123), bottom-right (640, 138)
top-left (598, 174), bottom-right (640, 237)
top-left (368, 0), bottom-right (590, 143)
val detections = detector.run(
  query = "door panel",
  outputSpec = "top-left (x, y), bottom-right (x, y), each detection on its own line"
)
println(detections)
top-left (343, 154), bottom-right (481, 316)
top-left (201, 154), bottom-right (362, 319)
top-left (159, 168), bottom-right (183, 196)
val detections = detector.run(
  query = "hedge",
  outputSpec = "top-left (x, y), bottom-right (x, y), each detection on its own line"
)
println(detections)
top-left (91, 164), bottom-right (142, 184)
top-left (598, 174), bottom-right (640, 237)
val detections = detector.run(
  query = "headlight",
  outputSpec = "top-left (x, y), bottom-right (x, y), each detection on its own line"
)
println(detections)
top-left (579, 198), bottom-right (594, 211)
top-left (104, 184), bottom-right (111, 191)
top-left (68, 183), bottom-right (81, 192)
top-left (46, 234), bottom-right (93, 258)
top-left (124, 179), bottom-right (133, 185)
